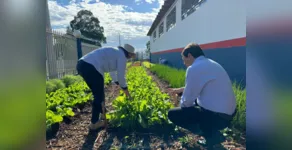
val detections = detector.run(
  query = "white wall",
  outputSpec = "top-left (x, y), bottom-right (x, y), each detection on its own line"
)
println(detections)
top-left (150, 0), bottom-right (246, 53)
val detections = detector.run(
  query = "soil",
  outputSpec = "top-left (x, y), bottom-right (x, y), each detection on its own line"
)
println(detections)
top-left (46, 67), bottom-right (246, 150)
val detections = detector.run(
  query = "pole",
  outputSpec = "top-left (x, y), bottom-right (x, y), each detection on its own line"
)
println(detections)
top-left (119, 33), bottom-right (121, 46)
top-left (76, 38), bottom-right (82, 60)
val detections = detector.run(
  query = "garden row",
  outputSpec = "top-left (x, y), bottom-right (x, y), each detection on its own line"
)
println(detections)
top-left (142, 61), bottom-right (246, 132)
top-left (46, 73), bottom-right (112, 130)
top-left (106, 66), bottom-right (174, 130)
top-left (46, 74), bottom-right (112, 94)
top-left (46, 62), bottom-right (146, 131)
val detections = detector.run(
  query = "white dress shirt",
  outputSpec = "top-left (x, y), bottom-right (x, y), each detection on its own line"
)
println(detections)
top-left (180, 56), bottom-right (236, 115)
top-left (80, 46), bottom-right (127, 88)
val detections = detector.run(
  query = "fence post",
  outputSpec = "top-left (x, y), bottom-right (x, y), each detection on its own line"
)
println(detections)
top-left (73, 30), bottom-right (83, 60)
top-left (77, 38), bottom-right (82, 59)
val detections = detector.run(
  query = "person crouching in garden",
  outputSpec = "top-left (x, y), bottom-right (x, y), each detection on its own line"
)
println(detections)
top-left (168, 43), bottom-right (237, 139)
top-left (76, 44), bottom-right (136, 130)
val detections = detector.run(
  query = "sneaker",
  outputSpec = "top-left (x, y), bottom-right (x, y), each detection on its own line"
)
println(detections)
top-left (89, 120), bottom-right (105, 130)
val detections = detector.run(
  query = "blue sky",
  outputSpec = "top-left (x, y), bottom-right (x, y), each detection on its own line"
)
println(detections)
top-left (48, 0), bottom-right (164, 52)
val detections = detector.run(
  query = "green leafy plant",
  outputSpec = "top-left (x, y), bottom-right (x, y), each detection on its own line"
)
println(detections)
top-left (46, 110), bottom-right (63, 128)
top-left (46, 81), bottom-right (56, 93)
top-left (46, 81), bottom-right (91, 128)
top-left (46, 73), bottom-right (112, 129)
top-left (142, 61), bottom-right (152, 69)
top-left (104, 73), bottom-right (112, 85)
top-left (178, 135), bottom-right (192, 146)
top-left (61, 75), bottom-right (83, 87)
top-left (106, 67), bottom-right (174, 130)
top-left (46, 79), bottom-right (66, 93)
top-left (46, 73), bottom-right (111, 94)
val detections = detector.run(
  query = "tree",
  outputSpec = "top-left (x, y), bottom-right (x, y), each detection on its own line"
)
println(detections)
top-left (68, 10), bottom-right (106, 46)
top-left (146, 41), bottom-right (150, 54)
top-left (143, 41), bottom-right (151, 60)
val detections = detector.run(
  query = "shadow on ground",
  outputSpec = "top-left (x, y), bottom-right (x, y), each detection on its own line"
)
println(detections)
top-left (87, 124), bottom-right (229, 150)
top-left (81, 129), bottom-right (103, 150)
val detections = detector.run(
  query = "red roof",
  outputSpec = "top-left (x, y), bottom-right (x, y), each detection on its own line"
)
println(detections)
top-left (147, 0), bottom-right (176, 36)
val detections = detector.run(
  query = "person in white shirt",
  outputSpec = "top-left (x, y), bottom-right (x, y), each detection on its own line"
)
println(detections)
top-left (76, 44), bottom-right (136, 130)
top-left (168, 43), bottom-right (237, 137)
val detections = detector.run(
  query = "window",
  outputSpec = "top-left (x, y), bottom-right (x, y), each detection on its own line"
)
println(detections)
top-left (159, 22), bottom-right (164, 37)
top-left (153, 30), bottom-right (156, 42)
top-left (167, 7), bottom-right (176, 31)
top-left (181, 0), bottom-right (206, 20)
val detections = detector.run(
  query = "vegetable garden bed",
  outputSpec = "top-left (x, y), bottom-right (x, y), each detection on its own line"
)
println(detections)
top-left (46, 64), bottom-right (246, 150)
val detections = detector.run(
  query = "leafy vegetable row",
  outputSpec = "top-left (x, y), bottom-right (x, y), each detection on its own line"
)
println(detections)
top-left (142, 61), bottom-right (152, 69)
top-left (46, 73), bottom-right (112, 129)
top-left (46, 75), bottom-right (83, 94)
top-left (46, 81), bottom-right (91, 129)
top-left (106, 66), bottom-right (174, 130)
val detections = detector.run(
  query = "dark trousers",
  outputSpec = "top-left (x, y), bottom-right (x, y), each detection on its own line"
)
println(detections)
top-left (168, 102), bottom-right (233, 137)
top-left (76, 60), bottom-right (104, 124)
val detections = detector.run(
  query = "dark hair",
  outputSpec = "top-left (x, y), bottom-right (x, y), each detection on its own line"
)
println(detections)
top-left (119, 46), bottom-right (129, 58)
top-left (182, 43), bottom-right (205, 58)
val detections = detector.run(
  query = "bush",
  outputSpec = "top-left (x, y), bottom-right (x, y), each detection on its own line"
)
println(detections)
top-left (61, 75), bottom-right (83, 87)
top-left (46, 79), bottom-right (65, 94)
top-left (46, 81), bottom-right (56, 94)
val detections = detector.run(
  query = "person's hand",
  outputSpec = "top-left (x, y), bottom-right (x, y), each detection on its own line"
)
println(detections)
top-left (167, 88), bottom-right (178, 97)
top-left (168, 88), bottom-right (184, 95)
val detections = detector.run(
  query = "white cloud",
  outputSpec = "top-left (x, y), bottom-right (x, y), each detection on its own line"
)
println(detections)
top-left (49, 0), bottom-right (157, 38)
top-left (150, 0), bottom-right (165, 13)
top-left (157, 0), bottom-right (164, 9)
top-left (48, 0), bottom-right (165, 49)
top-left (145, 0), bottom-right (155, 4)
top-left (135, 0), bottom-right (142, 5)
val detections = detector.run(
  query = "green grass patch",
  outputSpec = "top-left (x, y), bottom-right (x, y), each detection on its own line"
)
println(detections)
top-left (148, 64), bottom-right (186, 88)
top-left (231, 82), bottom-right (246, 131)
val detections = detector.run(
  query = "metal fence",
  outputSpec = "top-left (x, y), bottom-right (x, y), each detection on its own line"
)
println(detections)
top-left (46, 29), bottom-right (99, 80)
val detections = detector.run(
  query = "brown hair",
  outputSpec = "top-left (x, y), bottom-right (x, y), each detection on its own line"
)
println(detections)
top-left (182, 43), bottom-right (205, 58)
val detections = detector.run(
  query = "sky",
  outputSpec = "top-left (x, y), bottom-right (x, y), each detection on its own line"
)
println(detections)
top-left (48, 0), bottom-right (165, 52)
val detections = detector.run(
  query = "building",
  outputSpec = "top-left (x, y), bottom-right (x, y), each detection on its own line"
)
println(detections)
top-left (147, 0), bottom-right (246, 85)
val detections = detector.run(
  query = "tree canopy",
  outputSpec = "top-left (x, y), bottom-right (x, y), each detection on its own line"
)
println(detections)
top-left (146, 41), bottom-right (150, 54)
top-left (67, 10), bottom-right (106, 46)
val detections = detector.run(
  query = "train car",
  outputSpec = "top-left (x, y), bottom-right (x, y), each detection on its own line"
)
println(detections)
top-left (147, 0), bottom-right (246, 86)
